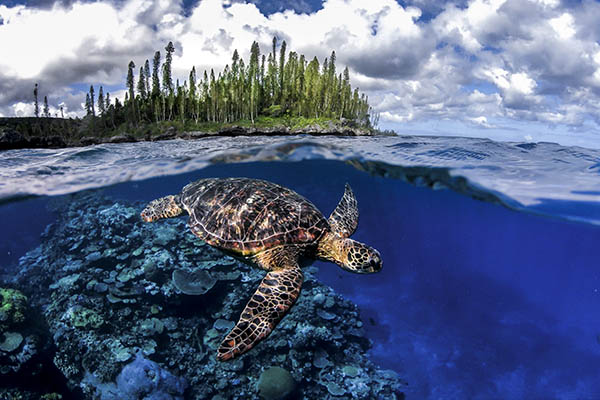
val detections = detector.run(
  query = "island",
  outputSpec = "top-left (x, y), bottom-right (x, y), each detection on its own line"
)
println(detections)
top-left (0, 38), bottom-right (394, 150)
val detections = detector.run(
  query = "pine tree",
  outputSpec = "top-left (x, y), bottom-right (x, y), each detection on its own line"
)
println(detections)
top-left (126, 61), bottom-right (136, 123)
top-left (278, 40), bottom-right (287, 104)
top-left (163, 41), bottom-right (175, 94)
top-left (137, 66), bottom-right (147, 99)
top-left (144, 60), bottom-right (151, 97)
top-left (271, 37), bottom-right (278, 104)
top-left (126, 61), bottom-right (135, 104)
top-left (151, 51), bottom-right (161, 97)
top-left (340, 67), bottom-right (351, 118)
top-left (296, 55), bottom-right (305, 116)
top-left (34, 83), bottom-right (39, 118)
top-left (43, 96), bottom-right (50, 117)
top-left (231, 50), bottom-right (240, 120)
top-left (249, 41), bottom-right (260, 123)
top-left (89, 86), bottom-right (95, 116)
top-left (177, 80), bottom-right (185, 123)
top-left (98, 86), bottom-right (105, 116)
top-left (85, 93), bottom-right (92, 116)
top-left (189, 66), bottom-right (197, 122)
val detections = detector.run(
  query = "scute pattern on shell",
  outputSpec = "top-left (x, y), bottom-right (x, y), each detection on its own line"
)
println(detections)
top-left (180, 178), bottom-right (329, 254)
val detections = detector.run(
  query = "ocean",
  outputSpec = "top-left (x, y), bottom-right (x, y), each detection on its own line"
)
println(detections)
top-left (0, 135), bottom-right (599, 399)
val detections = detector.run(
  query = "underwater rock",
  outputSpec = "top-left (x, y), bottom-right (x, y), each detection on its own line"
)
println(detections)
top-left (10, 193), bottom-right (405, 399)
top-left (139, 318), bottom-right (164, 337)
top-left (317, 309), bottom-right (337, 321)
top-left (49, 273), bottom-right (81, 290)
top-left (84, 354), bottom-right (187, 400)
top-left (325, 381), bottom-right (346, 396)
top-left (152, 225), bottom-right (178, 247)
top-left (213, 318), bottom-right (235, 331)
top-left (257, 366), bottom-right (296, 400)
top-left (67, 306), bottom-right (104, 329)
top-left (113, 354), bottom-right (186, 399)
top-left (0, 331), bottom-right (23, 353)
top-left (342, 365), bottom-right (360, 378)
top-left (313, 350), bottom-right (332, 369)
top-left (172, 269), bottom-right (217, 295)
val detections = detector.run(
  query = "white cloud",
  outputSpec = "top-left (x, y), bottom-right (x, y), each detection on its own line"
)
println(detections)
top-left (0, 2), bottom-right (158, 80)
top-left (0, 0), bottom-right (599, 147)
top-left (11, 102), bottom-right (35, 117)
top-left (467, 116), bottom-right (495, 128)
top-left (549, 13), bottom-right (576, 39)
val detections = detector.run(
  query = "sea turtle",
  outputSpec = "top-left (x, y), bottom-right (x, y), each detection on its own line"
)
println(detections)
top-left (141, 178), bottom-right (382, 361)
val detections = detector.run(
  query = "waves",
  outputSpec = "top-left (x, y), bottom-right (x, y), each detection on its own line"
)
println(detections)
top-left (1, 135), bottom-right (599, 225)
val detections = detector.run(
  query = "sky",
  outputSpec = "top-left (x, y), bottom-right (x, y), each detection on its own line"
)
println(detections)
top-left (1, 0), bottom-right (600, 148)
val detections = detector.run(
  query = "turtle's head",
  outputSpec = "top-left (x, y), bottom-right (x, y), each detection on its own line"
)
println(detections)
top-left (317, 233), bottom-right (382, 274)
top-left (141, 195), bottom-right (184, 222)
top-left (340, 239), bottom-right (382, 273)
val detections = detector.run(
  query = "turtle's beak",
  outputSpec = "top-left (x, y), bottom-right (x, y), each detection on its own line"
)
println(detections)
top-left (367, 251), bottom-right (382, 273)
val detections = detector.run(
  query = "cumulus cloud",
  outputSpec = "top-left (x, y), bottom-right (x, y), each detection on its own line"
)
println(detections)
top-left (0, 0), bottom-right (600, 143)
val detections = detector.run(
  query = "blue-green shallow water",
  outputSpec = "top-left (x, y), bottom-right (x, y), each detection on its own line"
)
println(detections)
top-left (1, 136), bottom-right (599, 399)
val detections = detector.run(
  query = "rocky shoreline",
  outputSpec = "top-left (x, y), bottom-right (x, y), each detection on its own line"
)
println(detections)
top-left (0, 123), bottom-right (380, 151)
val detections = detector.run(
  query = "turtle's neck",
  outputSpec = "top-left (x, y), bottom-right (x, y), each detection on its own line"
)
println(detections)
top-left (315, 231), bottom-right (343, 265)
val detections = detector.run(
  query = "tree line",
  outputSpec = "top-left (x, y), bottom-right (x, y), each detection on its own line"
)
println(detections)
top-left (84, 38), bottom-right (375, 129)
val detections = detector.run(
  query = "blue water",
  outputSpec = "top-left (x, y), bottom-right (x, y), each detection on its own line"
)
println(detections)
top-left (1, 136), bottom-right (599, 398)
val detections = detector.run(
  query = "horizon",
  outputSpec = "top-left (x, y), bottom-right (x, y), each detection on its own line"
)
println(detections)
top-left (1, 0), bottom-right (600, 148)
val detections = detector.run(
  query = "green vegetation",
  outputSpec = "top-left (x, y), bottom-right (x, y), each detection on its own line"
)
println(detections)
top-left (0, 39), bottom-right (390, 150)
top-left (87, 37), bottom-right (377, 136)
top-left (0, 288), bottom-right (27, 330)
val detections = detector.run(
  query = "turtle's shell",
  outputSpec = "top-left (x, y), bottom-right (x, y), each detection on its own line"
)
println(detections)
top-left (180, 178), bottom-right (329, 255)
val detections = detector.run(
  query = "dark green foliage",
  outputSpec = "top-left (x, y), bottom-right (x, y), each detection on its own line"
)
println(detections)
top-left (85, 93), bottom-right (92, 116)
top-left (144, 60), bottom-right (151, 98)
top-left (126, 61), bottom-right (136, 124)
top-left (152, 51), bottom-right (161, 98)
top-left (163, 41), bottom-right (175, 95)
top-left (98, 86), bottom-right (105, 116)
top-left (86, 37), bottom-right (373, 132)
top-left (43, 96), bottom-right (50, 118)
top-left (137, 66), bottom-right (146, 99)
top-left (33, 83), bottom-right (39, 118)
top-left (89, 85), bottom-right (95, 117)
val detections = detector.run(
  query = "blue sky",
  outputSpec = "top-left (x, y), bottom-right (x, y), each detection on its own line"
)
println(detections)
top-left (1, 0), bottom-right (600, 148)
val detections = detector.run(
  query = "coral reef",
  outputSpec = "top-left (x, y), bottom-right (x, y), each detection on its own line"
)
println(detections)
top-left (7, 192), bottom-right (405, 399)
top-left (0, 288), bottom-right (27, 329)
top-left (0, 287), bottom-right (56, 400)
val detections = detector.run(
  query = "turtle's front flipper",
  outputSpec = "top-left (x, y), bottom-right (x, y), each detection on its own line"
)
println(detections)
top-left (141, 195), bottom-right (185, 222)
top-left (328, 183), bottom-right (358, 238)
top-left (217, 263), bottom-right (303, 361)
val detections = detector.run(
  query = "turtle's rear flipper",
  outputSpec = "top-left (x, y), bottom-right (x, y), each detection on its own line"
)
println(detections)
top-left (328, 183), bottom-right (358, 238)
top-left (141, 195), bottom-right (184, 222)
top-left (217, 266), bottom-right (303, 361)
